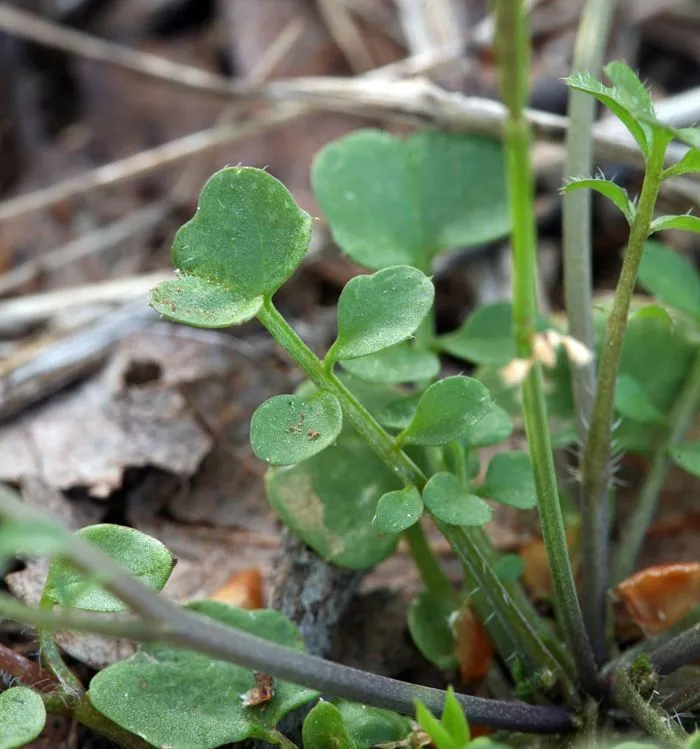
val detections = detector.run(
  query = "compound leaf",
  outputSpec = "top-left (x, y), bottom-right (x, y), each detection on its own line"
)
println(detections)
top-left (408, 592), bottom-right (458, 670)
top-left (250, 391), bottom-right (342, 466)
top-left (398, 376), bottom-right (493, 446)
top-left (328, 266), bottom-right (434, 362)
top-left (638, 241), bottom-right (700, 320)
top-left (477, 452), bottom-right (537, 510)
top-left (0, 687), bottom-right (46, 749)
top-left (44, 524), bottom-right (174, 613)
top-left (303, 702), bottom-right (356, 749)
top-left (372, 486), bottom-right (424, 534)
top-left (670, 442), bottom-right (700, 477)
top-left (151, 167), bottom-right (312, 328)
top-left (311, 129), bottom-right (510, 270)
top-left (340, 343), bottom-right (440, 384)
top-left (423, 472), bottom-right (492, 527)
top-left (88, 602), bottom-right (318, 749)
top-left (561, 177), bottom-right (635, 224)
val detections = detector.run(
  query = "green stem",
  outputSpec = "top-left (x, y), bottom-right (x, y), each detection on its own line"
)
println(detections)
top-left (650, 622), bottom-right (700, 677)
top-left (495, 0), bottom-right (599, 696)
top-left (579, 137), bottom-right (667, 659)
top-left (449, 441), bottom-right (468, 486)
top-left (255, 728), bottom-right (300, 749)
top-left (404, 523), bottom-right (454, 600)
top-left (612, 349), bottom-right (700, 583)
top-left (612, 670), bottom-right (687, 749)
top-left (562, 0), bottom-right (618, 443)
top-left (37, 593), bottom-right (84, 698)
top-left (257, 298), bottom-right (569, 692)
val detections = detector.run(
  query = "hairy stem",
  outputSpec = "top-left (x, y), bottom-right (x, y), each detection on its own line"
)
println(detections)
top-left (257, 299), bottom-right (572, 693)
top-left (580, 137), bottom-right (667, 660)
top-left (661, 679), bottom-right (700, 714)
top-left (613, 349), bottom-right (700, 583)
top-left (37, 594), bottom-right (84, 698)
top-left (650, 622), bottom-right (700, 677)
top-left (494, 0), bottom-right (599, 696)
top-left (612, 670), bottom-right (687, 748)
top-left (562, 0), bottom-right (617, 444)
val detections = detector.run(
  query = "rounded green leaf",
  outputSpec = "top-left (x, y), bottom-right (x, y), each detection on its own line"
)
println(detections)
top-left (614, 374), bottom-right (666, 425)
top-left (372, 486), bottom-right (423, 534)
top-left (303, 701), bottom-right (356, 749)
top-left (670, 441), bottom-right (700, 477)
top-left (423, 472), bottom-right (492, 527)
top-left (311, 129), bottom-right (510, 271)
top-left (332, 701), bottom-right (412, 748)
top-left (462, 403), bottom-right (513, 447)
top-left (408, 592), bottom-right (458, 670)
top-left (250, 391), bottom-right (343, 466)
top-left (88, 602), bottom-right (318, 749)
top-left (638, 241), bottom-right (700, 320)
top-left (151, 167), bottom-right (312, 328)
top-left (398, 376), bottom-right (493, 447)
top-left (44, 524), bottom-right (174, 613)
top-left (328, 266), bottom-right (434, 362)
top-left (340, 343), bottom-right (440, 384)
top-left (477, 452), bottom-right (537, 510)
top-left (265, 430), bottom-right (400, 568)
top-left (0, 687), bottom-right (46, 749)
top-left (151, 276), bottom-right (262, 328)
top-left (377, 392), bottom-right (421, 431)
top-left (494, 553), bottom-right (525, 583)
top-left (436, 302), bottom-right (515, 365)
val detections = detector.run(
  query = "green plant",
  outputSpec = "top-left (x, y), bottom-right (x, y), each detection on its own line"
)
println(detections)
top-left (0, 4), bottom-right (700, 748)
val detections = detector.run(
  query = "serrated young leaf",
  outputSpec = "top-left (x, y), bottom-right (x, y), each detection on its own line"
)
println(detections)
top-left (327, 266), bottom-right (434, 362)
top-left (649, 214), bottom-right (700, 236)
top-left (564, 71), bottom-right (651, 158)
top-left (0, 687), bottom-right (46, 749)
top-left (340, 343), bottom-right (440, 384)
top-left (423, 472), bottom-right (492, 527)
top-left (88, 602), bottom-right (318, 749)
top-left (44, 524), bottom-right (174, 613)
top-left (663, 148), bottom-right (700, 179)
top-left (266, 429), bottom-right (400, 568)
top-left (250, 391), bottom-right (342, 466)
top-left (614, 374), bottom-right (666, 425)
top-left (436, 302), bottom-right (515, 365)
top-left (151, 167), bottom-right (312, 328)
top-left (604, 62), bottom-right (654, 115)
top-left (670, 441), bottom-right (700, 477)
top-left (638, 241), bottom-right (700, 320)
top-left (372, 486), bottom-right (424, 534)
top-left (332, 701), bottom-right (412, 748)
top-left (561, 177), bottom-right (635, 224)
top-left (440, 687), bottom-right (470, 747)
top-left (303, 701), bottom-right (357, 749)
top-left (398, 376), bottom-right (493, 446)
top-left (676, 127), bottom-right (700, 148)
top-left (415, 701), bottom-right (458, 749)
top-left (311, 129), bottom-right (510, 270)
top-left (463, 404), bottom-right (514, 448)
top-left (477, 452), bottom-right (537, 510)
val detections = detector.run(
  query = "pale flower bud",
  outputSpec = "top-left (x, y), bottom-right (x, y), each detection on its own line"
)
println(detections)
top-left (500, 357), bottom-right (534, 386)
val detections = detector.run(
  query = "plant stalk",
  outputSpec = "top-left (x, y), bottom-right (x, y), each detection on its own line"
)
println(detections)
top-left (579, 137), bottom-right (667, 660)
top-left (612, 348), bottom-right (700, 583)
top-left (37, 593), bottom-right (85, 698)
top-left (650, 622), bottom-right (700, 677)
top-left (494, 0), bottom-right (599, 696)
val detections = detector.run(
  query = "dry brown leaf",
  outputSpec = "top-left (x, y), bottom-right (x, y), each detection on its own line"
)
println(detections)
top-left (614, 563), bottom-right (700, 637)
top-left (210, 568), bottom-right (264, 609)
top-left (453, 603), bottom-right (493, 684)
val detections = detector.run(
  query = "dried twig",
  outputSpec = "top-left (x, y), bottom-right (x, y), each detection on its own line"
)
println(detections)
top-left (316, 0), bottom-right (375, 73)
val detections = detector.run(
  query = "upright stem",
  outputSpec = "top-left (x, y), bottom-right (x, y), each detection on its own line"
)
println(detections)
top-left (562, 0), bottom-right (618, 442)
top-left (37, 593), bottom-right (84, 698)
top-left (612, 349), bottom-right (700, 583)
top-left (579, 138), bottom-right (666, 660)
top-left (494, 0), bottom-right (599, 696)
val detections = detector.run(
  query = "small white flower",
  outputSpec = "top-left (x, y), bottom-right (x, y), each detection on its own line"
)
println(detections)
top-left (500, 357), bottom-right (534, 386)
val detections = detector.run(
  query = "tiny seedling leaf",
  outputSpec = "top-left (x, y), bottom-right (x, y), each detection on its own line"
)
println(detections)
top-left (564, 70), bottom-right (650, 158)
top-left (561, 177), bottom-right (635, 224)
top-left (398, 376), bottom-right (493, 446)
top-left (663, 148), bottom-right (700, 179)
top-left (377, 392), bottom-right (421, 431)
top-left (303, 701), bottom-right (356, 749)
top-left (462, 403), bottom-right (514, 448)
top-left (423, 472), bottom-right (492, 527)
top-left (649, 214), bottom-right (700, 236)
top-left (44, 524), bottom-right (174, 613)
top-left (151, 167), bottom-right (312, 328)
top-left (340, 343), bottom-right (440, 384)
top-left (477, 452), bottom-right (537, 510)
top-left (0, 687), bottom-right (46, 749)
top-left (436, 302), bottom-right (515, 365)
top-left (327, 266), bottom-right (434, 362)
top-left (415, 701), bottom-right (458, 749)
top-left (614, 374), bottom-right (666, 425)
top-left (266, 428), bottom-right (400, 568)
top-left (88, 602), bottom-right (318, 749)
top-left (604, 61), bottom-right (654, 115)
top-left (250, 391), bottom-right (342, 466)
top-left (332, 701), bottom-right (412, 748)
top-left (638, 241), bottom-right (700, 320)
top-left (440, 687), bottom-right (470, 747)
top-left (373, 486), bottom-right (424, 534)
top-left (311, 129), bottom-right (510, 270)
top-left (670, 441), bottom-right (700, 477)
top-left (408, 592), bottom-right (458, 670)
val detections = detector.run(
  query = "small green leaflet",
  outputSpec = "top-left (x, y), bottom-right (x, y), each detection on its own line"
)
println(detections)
top-left (373, 486), bottom-right (424, 534)
top-left (561, 177), bottom-right (635, 224)
top-left (408, 592), bottom-right (458, 670)
top-left (0, 687), bottom-right (46, 749)
top-left (340, 343), bottom-right (440, 384)
top-left (638, 241), bottom-right (700, 320)
top-left (423, 472), bottom-right (492, 527)
top-left (670, 442), bottom-right (700, 477)
top-left (477, 452), bottom-right (537, 510)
